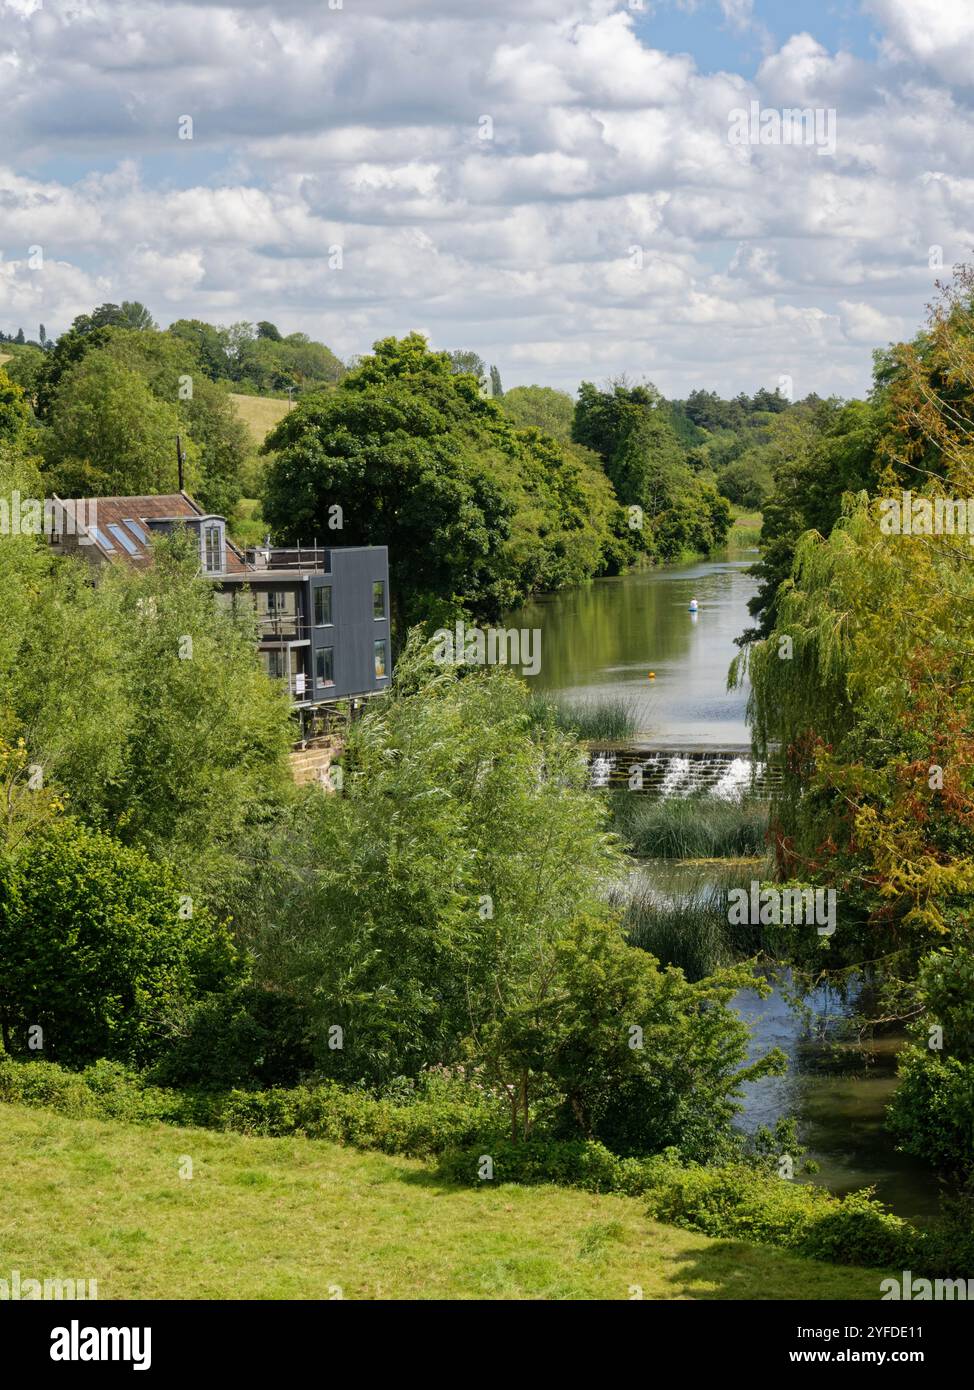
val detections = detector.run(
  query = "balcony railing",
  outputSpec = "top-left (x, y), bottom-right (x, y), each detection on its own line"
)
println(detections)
top-left (256, 615), bottom-right (311, 643)
top-left (247, 544), bottom-right (331, 573)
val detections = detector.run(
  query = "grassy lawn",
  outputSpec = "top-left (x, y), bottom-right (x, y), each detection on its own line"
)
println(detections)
top-left (1, 1104), bottom-right (887, 1300)
top-left (229, 392), bottom-right (290, 445)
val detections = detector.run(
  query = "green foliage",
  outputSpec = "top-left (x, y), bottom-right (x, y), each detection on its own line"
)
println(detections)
top-left (0, 523), bottom-right (294, 892)
top-left (889, 1047), bottom-right (974, 1174)
top-left (262, 334), bottom-right (618, 626)
top-left (0, 368), bottom-right (31, 446)
top-left (645, 1163), bottom-right (917, 1269)
top-left (501, 385), bottom-right (575, 442)
top-left (573, 379), bottom-right (731, 561)
top-left (717, 451), bottom-right (774, 509)
top-left (527, 692), bottom-right (639, 740)
top-left (612, 792), bottom-right (768, 859)
top-left (148, 984), bottom-right (315, 1090)
top-left (43, 352), bottom-right (185, 496)
top-left (0, 819), bottom-right (237, 1065)
top-left (168, 318), bottom-right (344, 395)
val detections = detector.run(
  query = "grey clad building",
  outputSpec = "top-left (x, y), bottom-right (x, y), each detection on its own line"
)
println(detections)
top-left (48, 492), bottom-right (392, 727)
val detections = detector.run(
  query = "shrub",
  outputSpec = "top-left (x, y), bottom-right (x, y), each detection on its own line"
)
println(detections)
top-left (0, 820), bottom-right (238, 1066)
top-left (149, 985), bottom-right (315, 1090)
top-left (888, 1047), bottom-right (974, 1175)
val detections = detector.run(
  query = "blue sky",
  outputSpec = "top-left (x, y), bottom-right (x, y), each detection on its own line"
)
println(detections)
top-left (2, 0), bottom-right (973, 399)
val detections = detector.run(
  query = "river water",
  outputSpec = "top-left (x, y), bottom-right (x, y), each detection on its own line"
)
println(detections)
top-left (510, 553), bottom-right (938, 1219)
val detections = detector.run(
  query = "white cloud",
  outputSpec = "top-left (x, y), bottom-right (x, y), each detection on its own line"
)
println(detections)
top-left (0, 2), bottom-right (969, 397)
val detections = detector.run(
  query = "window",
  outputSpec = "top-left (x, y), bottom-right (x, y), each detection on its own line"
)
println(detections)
top-left (203, 524), bottom-right (223, 574)
top-left (261, 650), bottom-right (287, 680)
top-left (107, 523), bottom-right (139, 555)
top-left (316, 646), bottom-right (335, 687)
top-left (89, 526), bottom-right (115, 552)
top-left (123, 518), bottom-right (148, 543)
top-left (314, 585), bottom-right (333, 626)
top-left (373, 580), bottom-right (386, 619)
top-left (374, 639), bottom-right (388, 680)
top-left (256, 589), bottom-right (298, 637)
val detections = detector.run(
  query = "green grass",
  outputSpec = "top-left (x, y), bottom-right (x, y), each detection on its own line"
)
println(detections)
top-left (612, 792), bottom-right (768, 859)
top-left (726, 510), bottom-right (763, 551)
top-left (529, 693), bottom-right (640, 741)
top-left (229, 496), bottom-right (266, 549)
top-left (0, 1103), bottom-right (887, 1300)
top-left (229, 392), bottom-right (291, 445)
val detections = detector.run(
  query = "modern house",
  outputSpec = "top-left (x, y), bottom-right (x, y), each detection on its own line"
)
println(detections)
top-left (48, 492), bottom-right (392, 731)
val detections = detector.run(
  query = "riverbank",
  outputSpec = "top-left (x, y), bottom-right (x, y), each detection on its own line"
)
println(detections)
top-left (0, 1102), bottom-right (891, 1300)
top-left (515, 552), bottom-right (937, 1220)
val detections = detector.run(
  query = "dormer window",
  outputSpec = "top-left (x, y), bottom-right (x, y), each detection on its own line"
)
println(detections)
top-left (203, 523), bottom-right (224, 574)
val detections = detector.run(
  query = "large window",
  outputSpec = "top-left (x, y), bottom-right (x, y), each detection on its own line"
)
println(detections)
top-left (316, 646), bottom-right (335, 688)
top-left (261, 649), bottom-right (287, 680)
top-left (373, 579), bottom-right (386, 620)
top-left (203, 523), bottom-right (224, 574)
top-left (374, 639), bottom-right (388, 680)
top-left (314, 585), bottom-right (333, 626)
top-left (256, 589), bottom-right (299, 638)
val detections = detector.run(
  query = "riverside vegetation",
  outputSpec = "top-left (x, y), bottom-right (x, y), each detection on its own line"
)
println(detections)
top-left (2, 289), bottom-right (974, 1297)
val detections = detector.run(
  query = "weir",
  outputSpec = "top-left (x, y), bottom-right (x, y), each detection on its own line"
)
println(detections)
top-left (586, 745), bottom-right (782, 798)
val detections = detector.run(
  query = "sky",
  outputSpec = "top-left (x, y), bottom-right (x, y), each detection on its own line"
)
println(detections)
top-left (1, 0), bottom-right (973, 399)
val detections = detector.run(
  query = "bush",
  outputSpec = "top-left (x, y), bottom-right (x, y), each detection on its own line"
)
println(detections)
top-left (888, 1047), bottom-right (974, 1175)
top-left (0, 1056), bottom-right (506, 1157)
top-left (438, 1138), bottom-right (630, 1192)
top-left (0, 821), bottom-right (238, 1066)
top-left (217, 1076), bottom-right (506, 1156)
top-left (149, 986), bottom-right (315, 1090)
top-left (645, 1163), bottom-right (917, 1268)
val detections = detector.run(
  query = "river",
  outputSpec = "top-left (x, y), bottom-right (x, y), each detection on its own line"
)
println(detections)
top-left (509, 553), bottom-right (938, 1219)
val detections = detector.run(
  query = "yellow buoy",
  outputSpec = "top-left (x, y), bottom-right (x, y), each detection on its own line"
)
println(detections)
top-left (648, 672), bottom-right (656, 680)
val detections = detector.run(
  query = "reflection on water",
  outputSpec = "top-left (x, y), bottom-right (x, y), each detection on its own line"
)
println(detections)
top-left (526, 557), bottom-right (940, 1219)
top-left (508, 556), bottom-right (758, 746)
top-left (735, 979), bottom-right (940, 1221)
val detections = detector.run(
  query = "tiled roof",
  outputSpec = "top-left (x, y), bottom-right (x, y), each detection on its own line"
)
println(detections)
top-left (56, 492), bottom-right (249, 573)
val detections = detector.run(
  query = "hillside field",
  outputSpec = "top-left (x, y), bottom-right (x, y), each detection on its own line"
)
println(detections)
top-left (229, 392), bottom-right (290, 445)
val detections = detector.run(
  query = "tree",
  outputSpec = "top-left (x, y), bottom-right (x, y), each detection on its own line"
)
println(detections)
top-left (575, 380), bottom-right (731, 560)
top-left (447, 350), bottom-right (487, 384)
top-left (501, 385), bottom-right (574, 442)
top-left (0, 817), bottom-right (236, 1065)
top-left (43, 353), bottom-right (188, 496)
top-left (262, 334), bottom-right (616, 627)
top-left (489, 364), bottom-right (503, 399)
top-left (241, 636), bottom-right (781, 1162)
top-left (168, 318), bottom-right (232, 381)
top-left (257, 321), bottom-right (282, 341)
top-left (0, 369), bottom-right (30, 447)
top-left (71, 302), bottom-right (156, 335)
